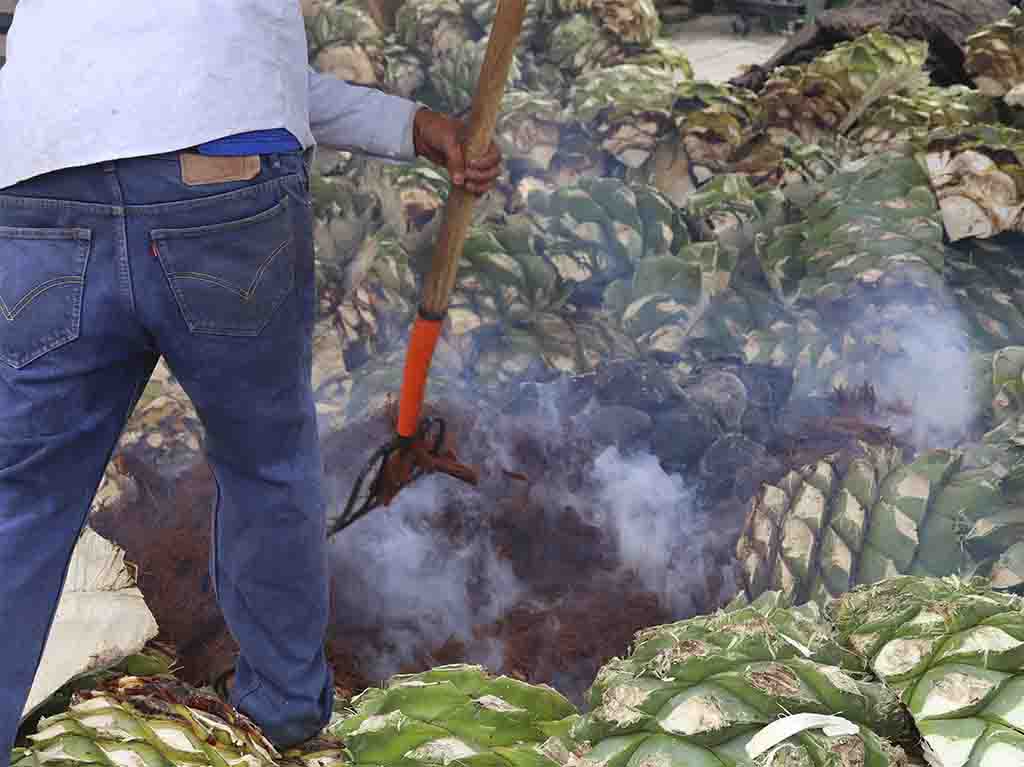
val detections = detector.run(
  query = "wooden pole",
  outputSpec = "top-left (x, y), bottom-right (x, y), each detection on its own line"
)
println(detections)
top-left (419, 0), bottom-right (527, 316)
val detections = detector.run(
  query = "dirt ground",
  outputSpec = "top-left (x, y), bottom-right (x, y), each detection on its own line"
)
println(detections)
top-left (667, 13), bottom-right (786, 82)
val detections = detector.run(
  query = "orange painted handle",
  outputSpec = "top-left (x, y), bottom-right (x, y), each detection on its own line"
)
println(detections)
top-left (397, 315), bottom-right (443, 438)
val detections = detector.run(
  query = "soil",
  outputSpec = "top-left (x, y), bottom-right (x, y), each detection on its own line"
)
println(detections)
top-left (90, 396), bottom-right (734, 705)
top-left (89, 380), bottom-right (903, 705)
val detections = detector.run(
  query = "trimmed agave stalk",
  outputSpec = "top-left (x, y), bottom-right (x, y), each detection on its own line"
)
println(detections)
top-left (544, 14), bottom-right (628, 76)
top-left (679, 284), bottom-right (788, 363)
top-left (527, 177), bottom-right (690, 301)
top-left (453, 222), bottom-right (570, 327)
top-left (966, 7), bottom-right (1024, 107)
top-left (518, 52), bottom-right (572, 98)
top-left (379, 160), bottom-right (452, 234)
top-left (329, 233), bottom-right (419, 373)
top-left (306, 0), bottom-right (387, 87)
top-left (496, 90), bottom-right (565, 173)
top-left (851, 86), bottom-right (998, 156)
top-left (570, 64), bottom-right (692, 170)
top-left (409, 211), bottom-right (645, 385)
top-left (759, 31), bottom-right (929, 147)
top-left (676, 81), bottom-right (762, 181)
top-left (990, 346), bottom-right (1024, 424)
top-left (758, 154), bottom-right (947, 309)
top-left (380, 35), bottom-right (427, 99)
top-left (428, 38), bottom-right (523, 116)
top-left (470, 312), bottom-right (637, 384)
top-left (395, 0), bottom-right (477, 59)
top-left (684, 173), bottom-right (787, 238)
top-left (328, 664), bottom-right (577, 767)
top-left (305, 0), bottom-right (383, 56)
top-left (627, 40), bottom-right (694, 80)
top-left (738, 293), bottom-right (972, 402)
top-left (735, 424), bottom-right (1024, 610)
top-left (922, 124), bottom-right (1024, 242)
top-left (604, 241), bottom-right (738, 355)
top-left (11, 675), bottom-right (326, 767)
top-left (590, 0), bottom-right (661, 47)
top-left (314, 42), bottom-right (386, 87)
top-left (466, 0), bottom-right (547, 50)
top-left (944, 237), bottom-right (1024, 349)
top-left (564, 594), bottom-right (912, 767)
top-left (827, 576), bottom-right (1024, 767)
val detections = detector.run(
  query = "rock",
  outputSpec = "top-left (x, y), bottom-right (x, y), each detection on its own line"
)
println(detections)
top-left (699, 433), bottom-right (781, 501)
top-left (575, 404), bottom-right (654, 446)
top-left (648, 395), bottom-right (723, 470)
top-left (593, 359), bottom-right (682, 411)
top-left (682, 369), bottom-right (749, 431)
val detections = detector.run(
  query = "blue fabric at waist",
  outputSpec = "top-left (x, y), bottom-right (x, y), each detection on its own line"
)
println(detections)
top-left (197, 129), bottom-right (302, 156)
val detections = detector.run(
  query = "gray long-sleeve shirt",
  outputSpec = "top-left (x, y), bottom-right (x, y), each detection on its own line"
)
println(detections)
top-left (0, 1), bottom-right (420, 190)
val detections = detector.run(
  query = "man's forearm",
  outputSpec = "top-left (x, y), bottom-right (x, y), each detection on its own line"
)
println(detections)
top-left (307, 67), bottom-right (420, 161)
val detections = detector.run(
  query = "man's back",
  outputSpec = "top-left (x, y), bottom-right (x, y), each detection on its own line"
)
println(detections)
top-left (0, 0), bottom-right (314, 189)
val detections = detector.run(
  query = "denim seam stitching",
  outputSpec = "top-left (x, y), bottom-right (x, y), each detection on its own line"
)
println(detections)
top-left (181, 267), bottom-right (295, 335)
top-left (0, 227), bottom-right (91, 240)
top-left (172, 237), bottom-right (292, 301)
top-left (154, 238), bottom-right (294, 337)
top-left (151, 197), bottom-right (290, 239)
top-left (0, 277), bottom-right (85, 320)
top-left (0, 235), bottom-right (91, 368)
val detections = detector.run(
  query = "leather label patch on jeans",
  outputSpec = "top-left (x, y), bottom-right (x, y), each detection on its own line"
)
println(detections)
top-left (180, 153), bottom-right (261, 186)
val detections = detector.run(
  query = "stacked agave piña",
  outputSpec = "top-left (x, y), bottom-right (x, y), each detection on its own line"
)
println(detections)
top-left (850, 86), bottom-right (998, 157)
top-left (732, 152), bottom-right (960, 399)
top-left (922, 124), bottom-right (1024, 242)
top-left (943, 236), bottom-right (1024, 351)
top-left (564, 593), bottom-right (915, 767)
top-left (10, 645), bottom-right (351, 767)
top-left (17, 585), bottom-right (1024, 767)
top-left (758, 31), bottom-right (929, 148)
top-left (569, 64), bottom-right (693, 171)
top-left (966, 7), bottom-right (1024, 108)
top-left (13, 659), bottom-right (580, 767)
top-left (305, 0), bottom-right (388, 87)
top-left (325, 664), bottom-right (578, 767)
top-left (735, 339), bottom-right (1024, 609)
top-left (828, 576), bottom-right (1024, 766)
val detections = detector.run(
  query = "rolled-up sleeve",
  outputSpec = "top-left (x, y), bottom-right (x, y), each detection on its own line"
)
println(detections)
top-left (307, 67), bottom-right (419, 161)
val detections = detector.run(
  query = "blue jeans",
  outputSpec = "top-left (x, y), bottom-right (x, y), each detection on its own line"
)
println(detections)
top-left (0, 150), bottom-right (333, 760)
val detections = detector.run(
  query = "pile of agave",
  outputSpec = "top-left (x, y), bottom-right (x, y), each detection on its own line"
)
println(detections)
top-left (305, 2), bottom-right (1024, 429)
top-left (17, 1), bottom-right (1024, 765)
top-left (13, 576), bottom-right (1024, 766)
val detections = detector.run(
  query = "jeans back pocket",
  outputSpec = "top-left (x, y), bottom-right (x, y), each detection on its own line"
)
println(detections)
top-left (151, 197), bottom-right (296, 337)
top-left (0, 226), bottom-right (91, 369)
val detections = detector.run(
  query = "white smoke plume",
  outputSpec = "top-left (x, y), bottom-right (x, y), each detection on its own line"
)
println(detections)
top-left (328, 473), bottom-right (522, 679)
top-left (589, 446), bottom-right (735, 618)
top-left (873, 301), bottom-right (979, 450)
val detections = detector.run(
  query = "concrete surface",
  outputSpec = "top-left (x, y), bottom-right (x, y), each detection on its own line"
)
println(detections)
top-left (668, 14), bottom-right (788, 82)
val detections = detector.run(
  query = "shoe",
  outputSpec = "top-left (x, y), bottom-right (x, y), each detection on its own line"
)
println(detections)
top-left (211, 664), bottom-right (236, 702)
top-left (277, 732), bottom-right (350, 767)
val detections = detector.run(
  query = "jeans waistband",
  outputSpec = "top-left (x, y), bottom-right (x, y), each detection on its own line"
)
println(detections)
top-left (0, 148), bottom-right (311, 214)
top-left (104, 147), bottom-right (307, 174)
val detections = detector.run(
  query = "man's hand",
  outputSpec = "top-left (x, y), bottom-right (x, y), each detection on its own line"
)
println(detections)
top-left (412, 108), bottom-right (503, 195)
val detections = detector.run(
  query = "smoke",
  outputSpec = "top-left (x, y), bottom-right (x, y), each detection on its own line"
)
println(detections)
top-left (328, 474), bottom-right (522, 679)
top-left (872, 300), bottom-right (979, 450)
top-left (589, 446), bottom-right (728, 618)
top-left (323, 376), bottom-right (743, 696)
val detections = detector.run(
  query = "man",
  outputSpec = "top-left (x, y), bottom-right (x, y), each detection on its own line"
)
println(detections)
top-left (0, 0), bottom-right (502, 761)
